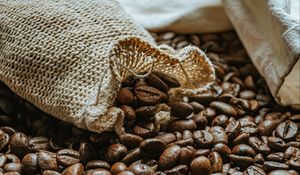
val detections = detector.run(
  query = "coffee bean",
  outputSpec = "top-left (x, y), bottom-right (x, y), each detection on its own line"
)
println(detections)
top-left (121, 105), bottom-right (136, 121)
top-left (257, 120), bottom-right (278, 136)
top-left (239, 90), bottom-right (256, 99)
top-left (152, 72), bottom-right (180, 88)
top-left (264, 161), bottom-right (289, 172)
top-left (286, 157), bottom-right (300, 171)
top-left (140, 138), bottom-right (166, 158)
top-left (232, 144), bottom-right (256, 157)
top-left (212, 115), bottom-right (229, 128)
top-left (0, 131), bottom-right (9, 152)
top-left (189, 93), bottom-right (215, 105)
top-left (189, 102), bottom-right (205, 114)
top-left (128, 164), bottom-right (154, 175)
top-left (22, 153), bottom-right (39, 174)
top-left (283, 146), bottom-right (300, 161)
top-left (29, 137), bottom-right (50, 152)
top-left (164, 164), bottom-right (188, 175)
top-left (111, 162), bottom-right (127, 175)
top-left (42, 170), bottom-right (61, 175)
top-left (268, 170), bottom-right (293, 175)
top-left (37, 151), bottom-right (58, 171)
top-left (229, 154), bottom-right (253, 170)
top-left (267, 137), bottom-right (287, 151)
top-left (121, 148), bottom-right (141, 166)
top-left (135, 106), bottom-right (157, 119)
top-left (135, 86), bottom-right (163, 105)
top-left (105, 144), bottom-right (127, 163)
top-left (3, 162), bottom-right (22, 173)
top-left (159, 144), bottom-right (181, 170)
top-left (249, 137), bottom-right (271, 155)
top-left (120, 134), bottom-right (143, 149)
top-left (117, 88), bottom-right (134, 105)
top-left (240, 120), bottom-right (257, 135)
top-left (85, 160), bottom-right (110, 170)
top-left (79, 142), bottom-right (97, 164)
top-left (145, 73), bottom-right (169, 92)
top-left (210, 126), bottom-right (228, 144)
top-left (244, 165), bottom-right (266, 175)
top-left (178, 146), bottom-right (196, 165)
top-left (209, 101), bottom-right (238, 117)
top-left (0, 154), bottom-right (6, 167)
top-left (5, 154), bottom-right (20, 163)
top-left (276, 121), bottom-right (298, 141)
top-left (61, 163), bottom-right (84, 175)
top-left (254, 153), bottom-right (265, 165)
top-left (266, 152), bottom-right (284, 162)
top-left (116, 171), bottom-right (134, 175)
top-left (208, 151), bottom-right (223, 173)
top-left (232, 132), bottom-right (250, 146)
top-left (212, 143), bottom-right (231, 159)
top-left (168, 102), bottom-right (193, 118)
top-left (84, 168), bottom-right (112, 175)
top-left (56, 149), bottom-right (80, 167)
top-left (9, 132), bottom-right (30, 158)
top-left (193, 130), bottom-right (213, 148)
top-left (191, 113), bottom-right (208, 129)
top-left (190, 156), bottom-right (211, 175)
top-left (225, 118), bottom-right (241, 140)
top-left (155, 133), bottom-right (176, 145)
top-left (133, 122), bottom-right (156, 138)
top-left (168, 119), bottom-right (196, 133)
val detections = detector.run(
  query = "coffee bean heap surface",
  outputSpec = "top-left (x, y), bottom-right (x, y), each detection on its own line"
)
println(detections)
top-left (0, 32), bottom-right (299, 175)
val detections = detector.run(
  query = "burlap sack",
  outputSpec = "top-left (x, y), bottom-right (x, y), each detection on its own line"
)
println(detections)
top-left (0, 0), bottom-right (215, 133)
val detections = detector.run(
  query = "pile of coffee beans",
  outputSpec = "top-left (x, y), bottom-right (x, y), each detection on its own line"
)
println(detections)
top-left (0, 32), bottom-right (299, 175)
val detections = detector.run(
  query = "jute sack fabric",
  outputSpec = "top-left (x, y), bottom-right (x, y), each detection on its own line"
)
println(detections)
top-left (0, 0), bottom-right (215, 133)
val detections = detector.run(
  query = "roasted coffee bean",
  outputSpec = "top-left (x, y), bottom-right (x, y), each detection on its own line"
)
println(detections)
top-left (3, 163), bottom-right (22, 174)
top-left (159, 144), bottom-right (181, 170)
top-left (105, 144), bottom-right (127, 163)
top-left (191, 113), bottom-right (208, 129)
top-left (229, 154), bottom-right (253, 170)
top-left (42, 170), bottom-right (61, 175)
top-left (178, 146), bottom-right (196, 165)
top-left (111, 162), bottom-right (127, 175)
top-left (266, 152), bottom-right (284, 162)
top-left (208, 151), bottom-right (223, 173)
top-left (9, 132), bottom-right (30, 158)
top-left (249, 137), bottom-right (271, 155)
top-left (212, 115), bottom-right (229, 128)
top-left (133, 122), bottom-right (156, 138)
top-left (190, 156), bottom-right (211, 175)
top-left (265, 112), bottom-right (286, 123)
top-left (268, 170), bottom-right (294, 175)
top-left (0, 131), bottom-right (9, 152)
top-left (276, 121), bottom-right (298, 141)
top-left (267, 137), bottom-right (287, 151)
top-left (257, 120), bottom-right (278, 136)
top-left (79, 142), bottom-right (97, 164)
top-left (135, 106), bottom-right (157, 119)
top-left (212, 143), bottom-right (231, 159)
top-left (189, 93), bottom-right (215, 105)
top-left (264, 161), bottom-right (289, 172)
top-left (116, 171), bottom-right (135, 175)
top-left (135, 86), bottom-right (164, 105)
top-left (244, 165), bottom-right (266, 175)
top-left (0, 154), bottom-right (6, 167)
top-left (164, 164), bottom-right (188, 175)
top-left (61, 163), bottom-right (84, 175)
top-left (232, 132), bottom-right (250, 146)
top-left (37, 151), bottom-right (58, 171)
top-left (128, 164), bottom-right (154, 175)
top-left (232, 144), bottom-right (256, 157)
top-left (84, 168), bottom-right (112, 175)
top-left (120, 134), bottom-right (143, 149)
top-left (152, 72), bottom-right (180, 88)
top-left (182, 130), bottom-right (193, 140)
top-left (210, 126), bottom-right (228, 144)
top-left (85, 160), bottom-right (110, 170)
top-left (193, 130), bottom-right (213, 148)
top-left (121, 105), bottom-right (136, 121)
top-left (168, 102), bottom-right (193, 118)
top-left (286, 157), bottom-right (300, 171)
top-left (121, 148), bottom-right (141, 166)
top-left (239, 90), bottom-right (256, 99)
top-left (145, 73), bottom-right (169, 92)
top-left (210, 101), bottom-right (238, 118)
top-left (5, 154), bottom-right (20, 163)
top-left (189, 102), bottom-right (205, 114)
top-left (225, 118), bottom-right (241, 140)
top-left (240, 120), bottom-right (257, 135)
top-left (117, 88), bottom-right (134, 105)
top-left (22, 153), bottom-right (39, 174)
top-left (195, 149), bottom-right (210, 157)
top-left (254, 153), bottom-right (265, 165)
top-left (56, 149), bottom-right (80, 167)
top-left (0, 127), bottom-right (15, 136)
top-left (167, 119), bottom-right (197, 132)
top-left (140, 138), bottom-right (166, 158)
top-left (283, 146), bottom-right (300, 161)
top-left (29, 137), bottom-right (50, 152)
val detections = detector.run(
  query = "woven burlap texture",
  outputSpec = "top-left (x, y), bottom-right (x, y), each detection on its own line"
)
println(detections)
top-left (0, 0), bottom-right (215, 133)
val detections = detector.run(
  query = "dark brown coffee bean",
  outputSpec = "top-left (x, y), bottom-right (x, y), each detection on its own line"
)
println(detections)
top-left (116, 171), bottom-right (134, 175)
top-left (232, 144), bottom-right (256, 157)
top-left (191, 113), bottom-right (208, 129)
top-left (239, 90), bottom-right (256, 99)
top-left (37, 151), bottom-right (58, 171)
top-left (152, 71), bottom-right (180, 88)
top-left (0, 131), bottom-right (9, 152)
top-left (244, 165), bottom-right (266, 175)
top-left (29, 137), bottom-right (50, 152)
top-left (56, 149), bottom-right (80, 167)
top-left (286, 157), bottom-right (300, 171)
top-left (164, 164), bottom-right (188, 175)
top-left (5, 154), bottom-right (20, 163)
top-left (42, 170), bottom-right (61, 175)
top-left (266, 152), bottom-right (284, 162)
top-left (210, 126), bottom-right (228, 144)
top-left (249, 137), bottom-right (271, 155)
top-left (135, 86), bottom-right (163, 105)
top-left (22, 153), bottom-right (39, 174)
top-left (111, 162), bottom-right (127, 175)
top-left (61, 163), bottom-right (84, 175)
top-left (254, 153), bottom-right (265, 165)
top-left (117, 88), bottom-right (134, 105)
top-left (121, 105), bottom-right (136, 121)
top-left (135, 106), bottom-right (157, 119)
top-left (232, 132), bottom-right (250, 146)
top-left (178, 146), bottom-right (196, 165)
top-left (268, 170), bottom-right (293, 175)
top-left (283, 146), bottom-right (300, 161)
top-left (145, 73), bottom-right (169, 92)
top-left (229, 154), bottom-right (253, 170)
top-left (225, 118), bottom-right (241, 140)
top-left (3, 162), bottom-right (22, 174)
top-left (79, 142), bottom-right (97, 164)
top-left (120, 134), bottom-right (143, 149)
top-left (208, 151), bottom-right (223, 173)
top-left (257, 120), bottom-right (278, 136)
top-left (240, 120), bottom-right (257, 135)
top-left (189, 102), bottom-right (205, 114)
top-left (190, 156), bottom-right (211, 175)
top-left (193, 130), bottom-right (213, 148)
top-left (189, 93), bottom-right (215, 105)
top-left (128, 164), bottom-right (154, 175)
top-left (121, 148), bottom-right (141, 166)
top-left (210, 101), bottom-right (238, 117)
top-left (168, 102), bottom-right (193, 118)
top-left (0, 127), bottom-right (15, 136)
top-left (173, 138), bottom-right (193, 147)
top-left (85, 160), bottom-right (110, 170)
top-left (159, 144), bottom-right (181, 170)
top-left (84, 168), bottom-right (112, 175)
top-left (276, 121), bottom-right (298, 141)
top-left (140, 138), bottom-right (166, 158)
top-left (267, 137), bottom-right (287, 151)
top-left (9, 132), bottom-right (30, 158)
top-left (212, 115), bottom-right (229, 128)
top-left (167, 119), bottom-right (196, 132)
top-left (155, 133), bottom-right (176, 145)
top-left (105, 144), bottom-right (127, 163)
top-left (212, 143), bottom-right (231, 159)
top-left (264, 161), bottom-right (289, 172)
top-left (133, 122), bottom-right (156, 138)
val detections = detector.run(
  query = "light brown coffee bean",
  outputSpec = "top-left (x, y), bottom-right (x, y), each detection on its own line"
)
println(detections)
top-left (37, 151), bottom-right (58, 171)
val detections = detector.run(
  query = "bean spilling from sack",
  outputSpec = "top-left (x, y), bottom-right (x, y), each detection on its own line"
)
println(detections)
top-left (0, 32), bottom-right (299, 175)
